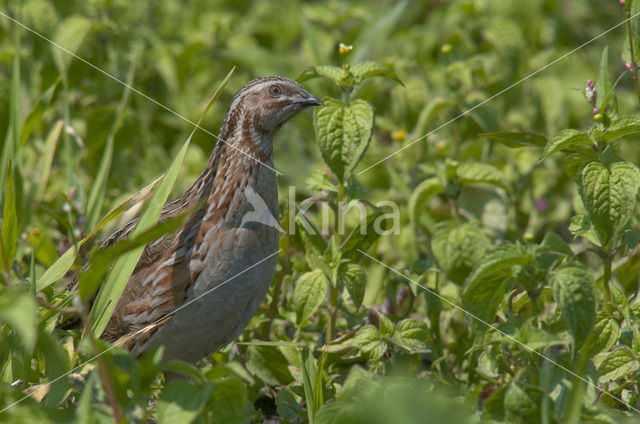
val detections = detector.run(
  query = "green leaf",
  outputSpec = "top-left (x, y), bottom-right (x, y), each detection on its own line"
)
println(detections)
top-left (393, 319), bottom-right (429, 351)
top-left (340, 262), bottom-right (365, 308)
top-left (313, 98), bottom-right (373, 182)
top-left (597, 347), bottom-right (639, 382)
top-left (245, 345), bottom-right (294, 386)
top-left (0, 286), bottom-right (37, 352)
top-left (37, 166), bottom-right (165, 292)
top-left (52, 15), bottom-right (92, 72)
top-left (90, 68), bottom-right (235, 336)
top-left (37, 328), bottom-right (70, 407)
top-left (209, 378), bottom-right (253, 423)
top-left (580, 160), bottom-right (640, 245)
top-left (353, 325), bottom-right (386, 361)
top-left (157, 380), bottom-right (213, 424)
top-left (301, 348), bottom-right (321, 423)
top-left (298, 65), bottom-right (348, 85)
top-left (480, 131), bottom-right (547, 148)
top-left (408, 177), bottom-right (444, 227)
top-left (504, 383), bottom-right (541, 424)
top-left (595, 47), bottom-right (614, 112)
top-left (350, 61), bottom-right (402, 85)
top-left (1, 162), bottom-right (17, 273)
top-left (600, 115), bottom-right (640, 143)
top-left (432, 221), bottom-right (491, 285)
top-left (462, 245), bottom-right (531, 327)
top-left (293, 269), bottom-right (328, 325)
top-left (377, 313), bottom-right (394, 338)
top-left (568, 215), bottom-right (601, 247)
top-left (543, 129), bottom-right (593, 158)
top-left (456, 162), bottom-right (508, 191)
top-left (19, 80), bottom-right (59, 146)
top-left (550, 262), bottom-right (596, 348)
top-left (587, 312), bottom-right (619, 355)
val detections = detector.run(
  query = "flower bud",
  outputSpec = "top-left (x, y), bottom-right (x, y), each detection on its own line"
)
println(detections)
top-left (626, 62), bottom-right (633, 71)
top-left (593, 113), bottom-right (603, 122)
top-left (593, 107), bottom-right (599, 115)
top-left (620, 0), bottom-right (626, 6)
top-left (585, 79), bottom-right (597, 105)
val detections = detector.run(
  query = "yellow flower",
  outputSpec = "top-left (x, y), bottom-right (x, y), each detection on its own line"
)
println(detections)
top-left (339, 43), bottom-right (353, 56)
top-left (392, 129), bottom-right (407, 141)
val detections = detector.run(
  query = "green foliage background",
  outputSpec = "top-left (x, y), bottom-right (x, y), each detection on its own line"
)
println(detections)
top-left (1, 0), bottom-right (640, 422)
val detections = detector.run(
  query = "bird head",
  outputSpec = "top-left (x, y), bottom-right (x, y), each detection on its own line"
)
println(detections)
top-left (227, 76), bottom-right (323, 138)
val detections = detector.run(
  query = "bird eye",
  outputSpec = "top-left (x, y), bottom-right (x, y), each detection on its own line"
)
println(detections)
top-left (268, 85), bottom-right (282, 96)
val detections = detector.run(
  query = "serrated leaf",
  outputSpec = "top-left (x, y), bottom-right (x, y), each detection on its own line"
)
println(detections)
top-left (246, 345), bottom-right (294, 386)
top-left (340, 262), bottom-right (365, 308)
top-left (580, 160), bottom-right (640, 245)
top-left (597, 347), bottom-right (639, 382)
top-left (393, 319), bottom-right (429, 351)
top-left (550, 263), bottom-right (596, 348)
top-left (313, 98), bottom-right (373, 182)
top-left (353, 325), bottom-right (386, 360)
top-left (543, 129), bottom-right (593, 157)
top-left (293, 269), bottom-right (328, 325)
top-left (462, 245), bottom-right (531, 326)
top-left (601, 116), bottom-right (640, 143)
top-left (432, 221), bottom-right (491, 285)
top-left (408, 176), bottom-right (444, 227)
top-left (377, 313), bottom-right (394, 338)
top-left (480, 131), bottom-right (547, 148)
top-left (456, 162), bottom-right (508, 190)
top-left (298, 65), bottom-right (348, 85)
top-left (588, 312), bottom-right (619, 355)
top-left (52, 15), bottom-right (92, 72)
top-left (350, 61), bottom-right (402, 85)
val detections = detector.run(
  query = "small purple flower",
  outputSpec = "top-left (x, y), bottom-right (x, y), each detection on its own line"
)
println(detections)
top-left (626, 62), bottom-right (633, 71)
top-left (593, 107), bottom-right (599, 115)
top-left (535, 198), bottom-right (548, 212)
top-left (621, 0), bottom-right (626, 6)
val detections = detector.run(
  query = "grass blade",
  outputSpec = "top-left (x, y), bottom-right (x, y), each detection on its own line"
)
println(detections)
top-left (36, 172), bottom-right (162, 292)
top-left (1, 163), bottom-right (17, 278)
top-left (89, 67), bottom-right (235, 336)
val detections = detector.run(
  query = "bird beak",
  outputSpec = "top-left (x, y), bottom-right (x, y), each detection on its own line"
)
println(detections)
top-left (296, 94), bottom-right (323, 107)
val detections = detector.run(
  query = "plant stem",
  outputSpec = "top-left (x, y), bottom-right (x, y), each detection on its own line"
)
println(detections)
top-left (626, 11), bottom-right (640, 106)
top-left (326, 182), bottom-right (345, 343)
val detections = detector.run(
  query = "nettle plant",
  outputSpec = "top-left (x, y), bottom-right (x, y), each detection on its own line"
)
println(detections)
top-left (289, 55), bottom-right (430, 359)
top-left (452, 48), bottom-right (640, 419)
